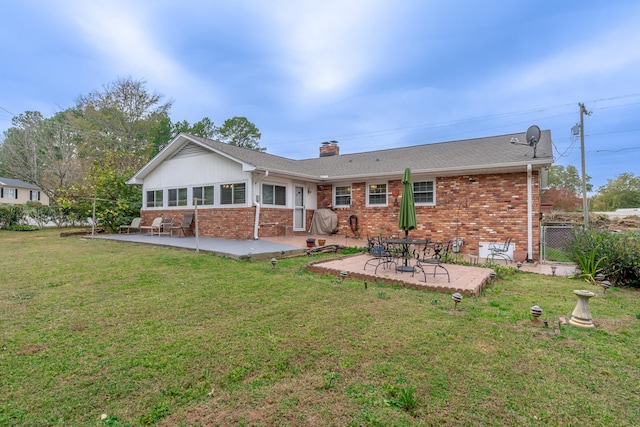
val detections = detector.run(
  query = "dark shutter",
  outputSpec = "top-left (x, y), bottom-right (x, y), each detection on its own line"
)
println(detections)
top-left (15, 189), bottom-right (18, 199)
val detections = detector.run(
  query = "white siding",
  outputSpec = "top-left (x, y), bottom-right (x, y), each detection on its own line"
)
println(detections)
top-left (144, 153), bottom-right (247, 188)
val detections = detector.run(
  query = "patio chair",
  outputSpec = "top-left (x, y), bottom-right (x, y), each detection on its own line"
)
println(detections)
top-left (158, 217), bottom-right (174, 235)
top-left (488, 237), bottom-right (513, 264)
top-left (140, 217), bottom-right (163, 235)
top-left (170, 212), bottom-right (194, 237)
top-left (414, 240), bottom-right (452, 282)
top-left (364, 242), bottom-right (397, 274)
top-left (119, 217), bottom-right (141, 234)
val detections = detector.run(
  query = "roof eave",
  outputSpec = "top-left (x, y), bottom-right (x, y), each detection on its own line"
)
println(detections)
top-left (319, 159), bottom-right (553, 181)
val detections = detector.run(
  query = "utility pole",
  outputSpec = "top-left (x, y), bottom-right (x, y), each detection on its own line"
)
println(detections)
top-left (579, 103), bottom-right (592, 228)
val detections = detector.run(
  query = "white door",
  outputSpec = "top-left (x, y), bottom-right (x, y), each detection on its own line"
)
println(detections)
top-left (294, 185), bottom-right (305, 231)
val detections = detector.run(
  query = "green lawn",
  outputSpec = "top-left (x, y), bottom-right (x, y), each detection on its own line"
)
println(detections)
top-left (1, 229), bottom-right (639, 426)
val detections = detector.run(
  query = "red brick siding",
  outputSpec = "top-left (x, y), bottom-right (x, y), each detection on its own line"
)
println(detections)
top-left (316, 172), bottom-right (541, 260)
top-left (141, 208), bottom-right (255, 240)
top-left (140, 172), bottom-right (541, 259)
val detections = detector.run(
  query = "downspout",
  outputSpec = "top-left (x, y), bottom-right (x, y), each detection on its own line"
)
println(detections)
top-left (253, 170), bottom-right (268, 240)
top-left (527, 164), bottom-right (533, 261)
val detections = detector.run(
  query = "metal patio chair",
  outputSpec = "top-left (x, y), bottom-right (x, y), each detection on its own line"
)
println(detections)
top-left (488, 237), bottom-right (513, 264)
top-left (364, 237), bottom-right (397, 274)
top-left (414, 240), bottom-right (452, 282)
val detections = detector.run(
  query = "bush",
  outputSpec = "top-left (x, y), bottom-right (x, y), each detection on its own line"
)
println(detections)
top-left (0, 205), bottom-right (26, 228)
top-left (568, 229), bottom-right (640, 287)
top-left (6, 224), bottom-right (39, 231)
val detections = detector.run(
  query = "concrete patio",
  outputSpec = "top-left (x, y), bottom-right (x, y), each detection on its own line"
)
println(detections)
top-left (92, 232), bottom-right (576, 296)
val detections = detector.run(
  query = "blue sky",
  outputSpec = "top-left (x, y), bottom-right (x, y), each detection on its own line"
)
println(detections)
top-left (1, 1), bottom-right (639, 191)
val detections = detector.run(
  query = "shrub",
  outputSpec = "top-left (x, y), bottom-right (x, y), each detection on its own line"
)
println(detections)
top-left (0, 205), bottom-right (26, 228)
top-left (6, 224), bottom-right (39, 231)
top-left (568, 229), bottom-right (640, 287)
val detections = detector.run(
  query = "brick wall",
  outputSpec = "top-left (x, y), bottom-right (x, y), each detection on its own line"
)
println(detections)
top-left (141, 208), bottom-right (256, 240)
top-left (140, 171), bottom-right (541, 259)
top-left (316, 172), bottom-right (541, 260)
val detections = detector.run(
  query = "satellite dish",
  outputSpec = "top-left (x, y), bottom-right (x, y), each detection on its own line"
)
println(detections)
top-left (526, 125), bottom-right (541, 147)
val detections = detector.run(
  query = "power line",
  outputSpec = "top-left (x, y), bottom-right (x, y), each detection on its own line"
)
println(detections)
top-left (269, 93), bottom-right (640, 148)
top-left (0, 106), bottom-right (16, 117)
top-left (593, 146), bottom-right (640, 153)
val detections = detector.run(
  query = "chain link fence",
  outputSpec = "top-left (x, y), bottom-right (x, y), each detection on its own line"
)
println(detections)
top-left (541, 224), bottom-right (576, 262)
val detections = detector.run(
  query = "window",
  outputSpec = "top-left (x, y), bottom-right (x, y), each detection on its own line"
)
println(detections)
top-left (30, 190), bottom-right (40, 201)
top-left (220, 182), bottom-right (246, 205)
top-left (262, 184), bottom-right (286, 206)
top-left (168, 188), bottom-right (188, 207)
top-left (2, 188), bottom-right (17, 199)
top-left (334, 185), bottom-right (351, 207)
top-left (367, 183), bottom-right (387, 206)
top-left (146, 190), bottom-right (163, 207)
top-left (193, 185), bottom-right (214, 205)
top-left (414, 180), bottom-right (435, 204)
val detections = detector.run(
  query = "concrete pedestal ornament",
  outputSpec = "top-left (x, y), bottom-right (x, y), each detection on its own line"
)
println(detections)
top-left (569, 290), bottom-right (595, 328)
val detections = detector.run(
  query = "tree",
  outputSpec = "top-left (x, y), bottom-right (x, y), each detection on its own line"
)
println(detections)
top-left (216, 116), bottom-right (264, 151)
top-left (0, 111), bottom-right (45, 185)
top-left (591, 173), bottom-right (640, 211)
top-left (0, 111), bottom-right (83, 200)
top-left (542, 165), bottom-right (593, 211)
top-left (70, 76), bottom-right (173, 168)
top-left (548, 165), bottom-right (592, 194)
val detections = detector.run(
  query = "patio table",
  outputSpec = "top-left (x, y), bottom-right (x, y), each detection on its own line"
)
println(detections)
top-left (382, 238), bottom-right (430, 272)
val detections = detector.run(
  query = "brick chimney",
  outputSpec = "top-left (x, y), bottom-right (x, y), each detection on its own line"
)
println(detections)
top-left (319, 140), bottom-right (339, 157)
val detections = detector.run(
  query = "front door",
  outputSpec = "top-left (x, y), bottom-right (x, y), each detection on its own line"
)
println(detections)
top-left (294, 185), bottom-right (305, 231)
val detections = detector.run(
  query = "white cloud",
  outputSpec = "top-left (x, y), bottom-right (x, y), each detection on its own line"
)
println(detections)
top-left (57, 0), bottom-right (221, 115)
top-left (492, 17), bottom-right (640, 101)
top-left (260, 0), bottom-right (397, 100)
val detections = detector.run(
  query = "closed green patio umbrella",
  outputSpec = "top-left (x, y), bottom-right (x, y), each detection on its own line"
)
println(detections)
top-left (398, 167), bottom-right (417, 239)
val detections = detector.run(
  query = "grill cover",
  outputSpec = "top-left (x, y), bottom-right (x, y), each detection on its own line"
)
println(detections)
top-left (309, 209), bottom-right (338, 235)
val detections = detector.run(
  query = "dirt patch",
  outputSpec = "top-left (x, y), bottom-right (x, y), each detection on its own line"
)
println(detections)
top-left (16, 343), bottom-right (48, 356)
top-left (593, 315), bottom-right (637, 334)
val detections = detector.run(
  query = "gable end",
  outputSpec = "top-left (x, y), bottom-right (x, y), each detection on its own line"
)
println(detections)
top-left (170, 142), bottom-right (211, 160)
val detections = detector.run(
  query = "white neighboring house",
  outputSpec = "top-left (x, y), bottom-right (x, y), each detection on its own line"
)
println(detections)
top-left (0, 177), bottom-right (50, 206)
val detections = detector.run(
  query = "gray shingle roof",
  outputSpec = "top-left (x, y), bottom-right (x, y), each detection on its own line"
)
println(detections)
top-left (0, 177), bottom-right (40, 189)
top-left (191, 130), bottom-right (552, 179)
top-left (130, 130), bottom-right (553, 183)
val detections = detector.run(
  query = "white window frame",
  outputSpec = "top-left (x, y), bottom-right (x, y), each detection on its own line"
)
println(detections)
top-left (262, 183), bottom-right (287, 206)
top-left (193, 185), bottom-right (214, 206)
top-left (2, 188), bottom-right (17, 199)
top-left (220, 182), bottom-right (246, 206)
top-left (30, 190), bottom-right (41, 201)
top-left (146, 189), bottom-right (163, 208)
top-left (333, 184), bottom-right (352, 207)
top-left (366, 182), bottom-right (388, 207)
top-left (413, 179), bottom-right (436, 206)
top-left (168, 187), bottom-right (188, 207)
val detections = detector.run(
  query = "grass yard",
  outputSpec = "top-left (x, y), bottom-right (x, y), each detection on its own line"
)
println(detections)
top-left (1, 229), bottom-right (640, 426)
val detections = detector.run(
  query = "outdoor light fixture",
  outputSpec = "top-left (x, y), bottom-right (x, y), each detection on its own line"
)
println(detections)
top-left (489, 271), bottom-right (496, 282)
top-left (550, 266), bottom-right (557, 276)
top-left (271, 258), bottom-right (277, 269)
top-left (530, 305), bottom-right (542, 321)
top-left (595, 273), bottom-right (605, 282)
top-left (600, 280), bottom-right (612, 294)
top-left (452, 292), bottom-right (462, 310)
top-left (340, 270), bottom-right (347, 283)
top-left (516, 262), bottom-right (523, 270)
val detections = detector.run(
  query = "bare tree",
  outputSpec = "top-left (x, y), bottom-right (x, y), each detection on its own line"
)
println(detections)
top-left (0, 111), bottom-right (85, 200)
